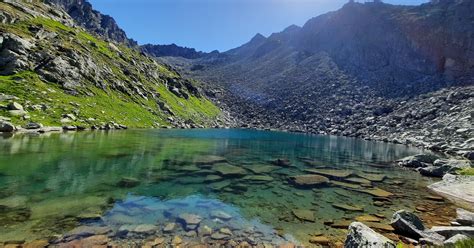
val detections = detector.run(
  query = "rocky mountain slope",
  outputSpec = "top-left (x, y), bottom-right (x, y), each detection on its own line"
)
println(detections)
top-left (0, 1), bottom-right (224, 131)
top-left (45, 0), bottom-right (137, 46)
top-left (160, 0), bottom-right (474, 154)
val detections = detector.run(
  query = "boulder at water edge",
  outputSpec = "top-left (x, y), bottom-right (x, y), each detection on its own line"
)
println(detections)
top-left (390, 210), bottom-right (445, 244)
top-left (344, 222), bottom-right (395, 248)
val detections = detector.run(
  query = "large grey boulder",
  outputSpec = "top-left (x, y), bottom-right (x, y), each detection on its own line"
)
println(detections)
top-left (456, 208), bottom-right (474, 226)
top-left (390, 210), bottom-right (445, 244)
top-left (431, 226), bottom-right (474, 239)
top-left (419, 165), bottom-right (453, 177)
top-left (434, 159), bottom-right (472, 170)
top-left (428, 174), bottom-right (474, 211)
top-left (443, 234), bottom-right (470, 246)
top-left (344, 222), bottom-right (395, 248)
top-left (0, 121), bottom-right (15, 132)
top-left (397, 154), bottom-right (439, 168)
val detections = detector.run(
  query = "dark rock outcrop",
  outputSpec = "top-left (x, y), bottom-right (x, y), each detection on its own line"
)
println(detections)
top-left (45, 0), bottom-right (137, 46)
top-left (141, 44), bottom-right (207, 59)
top-left (390, 210), bottom-right (445, 244)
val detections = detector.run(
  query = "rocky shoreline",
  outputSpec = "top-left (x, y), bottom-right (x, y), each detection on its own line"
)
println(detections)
top-left (3, 207), bottom-right (472, 248)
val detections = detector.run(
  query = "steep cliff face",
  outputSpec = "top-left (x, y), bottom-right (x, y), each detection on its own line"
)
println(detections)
top-left (0, 1), bottom-right (223, 130)
top-left (45, 0), bottom-right (137, 46)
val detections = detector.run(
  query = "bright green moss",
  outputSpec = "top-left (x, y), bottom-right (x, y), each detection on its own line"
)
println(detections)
top-left (459, 167), bottom-right (474, 176)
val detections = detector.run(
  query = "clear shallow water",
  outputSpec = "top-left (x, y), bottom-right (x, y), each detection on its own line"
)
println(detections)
top-left (0, 129), bottom-right (455, 245)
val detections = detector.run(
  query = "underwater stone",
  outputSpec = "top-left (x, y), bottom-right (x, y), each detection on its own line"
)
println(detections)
top-left (292, 209), bottom-right (315, 222)
top-left (213, 164), bottom-right (247, 177)
top-left (116, 177), bottom-right (140, 188)
top-left (332, 203), bottom-right (364, 212)
top-left (210, 210), bottom-right (232, 221)
top-left (289, 174), bottom-right (329, 187)
top-left (305, 169), bottom-right (353, 179)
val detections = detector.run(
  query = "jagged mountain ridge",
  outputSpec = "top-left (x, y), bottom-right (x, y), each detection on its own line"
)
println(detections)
top-left (45, 0), bottom-right (137, 46)
top-left (0, 1), bottom-right (223, 130)
top-left (141, 43), bottom-right (210, 60)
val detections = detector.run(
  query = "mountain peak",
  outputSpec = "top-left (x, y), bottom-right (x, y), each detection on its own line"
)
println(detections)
top-left (250, 33), bottom-right (266, 43)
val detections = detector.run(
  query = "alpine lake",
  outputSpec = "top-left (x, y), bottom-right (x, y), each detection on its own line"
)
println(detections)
top-left (0, 129), bottom-right (457, 247)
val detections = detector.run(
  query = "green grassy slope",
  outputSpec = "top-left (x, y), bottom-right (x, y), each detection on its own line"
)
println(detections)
top-left (0, 2), bottom-right (221, 129)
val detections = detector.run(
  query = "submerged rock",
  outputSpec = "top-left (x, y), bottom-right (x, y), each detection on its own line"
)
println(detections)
top-left (271, 158), bottom-right (292, 167)
top-left (213, 163), bottom-right (247, 177)
top-left (289, 174), bottom-right (329, 187)
top-left (194, 155), bottom-right (227, 165)
top-left (210, 210), bottom-right (232, 221)
top-left (356, 172), bottom-right (386, 182)
top-left (177, 213), bottom-right (203, 230)
top-left (344, 222), bottom-right (395, 248)
top-left (242, 175), bottom-right (273, 182)
top-left (309, 235), bottom-right (330, 245)
top-left (356, 187), bottom-right (394, 197)
top-left (332, 203), bottom-right (364, 212)
top-left (390, 210), bottom-right (445, 244)
top-left (116, 177), bottom-right (140, 188)
top-left (292, 209), bottom-right (315, 222)
top-left (305, 169), bottom-right (353, 179)
top-left (245, 164), bottom-right (279, 174)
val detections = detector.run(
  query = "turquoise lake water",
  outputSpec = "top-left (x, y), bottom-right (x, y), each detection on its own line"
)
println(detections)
top-left (0, 129), bottom-right (455, 245)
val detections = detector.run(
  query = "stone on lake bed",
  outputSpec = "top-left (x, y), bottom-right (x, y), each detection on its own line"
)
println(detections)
top-left (355, 215), bottom-right (383, 222)
top-left (330, 181), bottom-right (362, 189)
top-left (213, 163), bottom-right (247, 177)
top-left (209, 181), bottom-right (231, 190)
top-left (289, 174), bottom-right (329, 187)
top-left (271, 158), bottom-right (292, 167)
top-left (244, 164), bottom-right (279, 174)
top-left (204, 175), bottom-right (223, 182)
top-left (133, 224), bottom-right (157, 234)
top-left (331, 220), bottom-right (353, 229)
top-left (356, 187), bottom-right (394, 197)
top-left (356, 172), bottom-right (386, 182)
top-left (345, 177), bottom-right (372, 185)
top-left (309, 235), bottom-right (330, 245)
top-left (292, 209), bottom-right (315, 222)
top-left (193, 155), bottom-right (227, 165)
top-left (334, 189), bottom-right (352, 197)
top-left (163, 222), bottom-right (176, 233)
top-left (116, 177), bottom-right (140, 188)
top-left (210, 210), bottom-right (232, 221)
top-left (305, 169), bottom-right (353, 178)
top-left (333, 203), bottom-right (364, 212)
top-left (242, 175), bottom-right (273, 182)
top-left (178, 213), bottom-right (203, 226)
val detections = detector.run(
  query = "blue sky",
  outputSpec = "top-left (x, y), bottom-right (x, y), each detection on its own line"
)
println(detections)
top-left (89, 0), bottom-right (428, 52)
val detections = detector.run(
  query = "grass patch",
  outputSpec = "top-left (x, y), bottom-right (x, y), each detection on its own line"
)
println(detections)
top-left (459, 167), bottom-right (474, 176)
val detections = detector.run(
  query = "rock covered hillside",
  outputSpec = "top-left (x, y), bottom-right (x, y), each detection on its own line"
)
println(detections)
top-left (0, 1), bottom-right (224, 131)
top-left (160, 0), bottom-right (474, 154)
